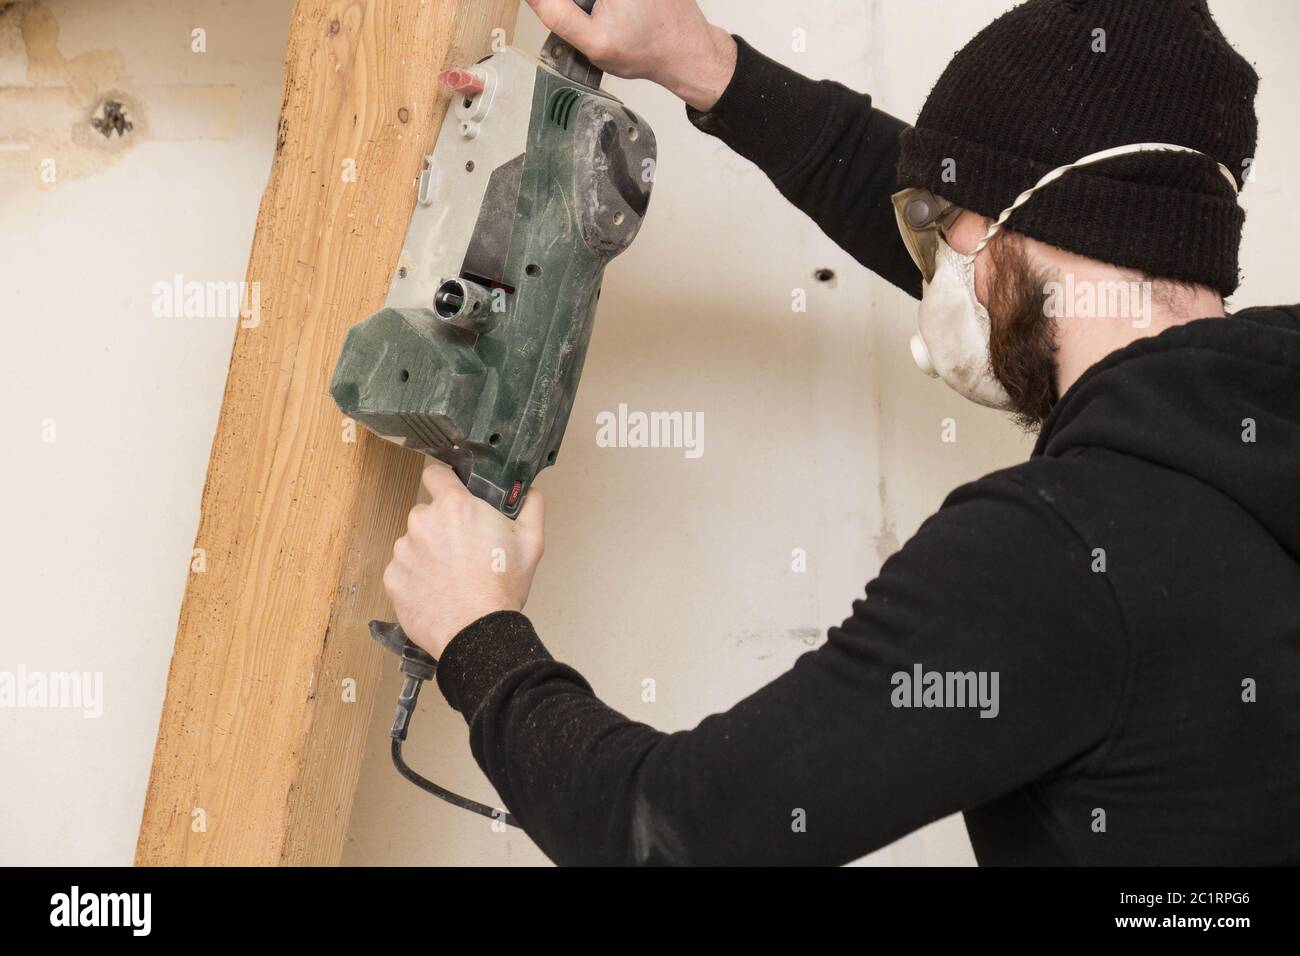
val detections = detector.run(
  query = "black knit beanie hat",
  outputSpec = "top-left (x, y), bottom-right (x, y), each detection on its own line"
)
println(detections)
top-left (896, 0), bottom-right (1258, 296)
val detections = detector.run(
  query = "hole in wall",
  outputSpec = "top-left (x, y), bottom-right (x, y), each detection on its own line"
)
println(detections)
top-left (90, 99), bottom-right (133, 139)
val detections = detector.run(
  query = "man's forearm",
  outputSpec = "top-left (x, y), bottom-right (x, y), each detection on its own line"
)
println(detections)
top-left (435, 611), bottom-right (668, 864)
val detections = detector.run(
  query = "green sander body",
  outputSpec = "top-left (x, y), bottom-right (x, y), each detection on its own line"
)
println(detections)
top-left (330, 35), bottom-right (656, 514)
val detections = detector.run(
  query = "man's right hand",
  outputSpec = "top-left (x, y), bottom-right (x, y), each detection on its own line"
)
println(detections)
top-left (525, 0), bottom-right (738, 111)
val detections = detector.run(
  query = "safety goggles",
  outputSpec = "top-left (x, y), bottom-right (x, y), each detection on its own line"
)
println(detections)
top-left (891, 188), bottom-right (963, 284)
top-left (891, 142), bottom-right (1241, 285)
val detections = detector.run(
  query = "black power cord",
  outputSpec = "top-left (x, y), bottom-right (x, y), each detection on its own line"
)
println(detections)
top-left (391, 739), bottom-right (518, 826)
top-left (369, 620), bottom-right (520, 829)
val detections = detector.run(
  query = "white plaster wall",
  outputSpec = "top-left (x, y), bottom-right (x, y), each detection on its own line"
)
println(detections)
top-left (1, 0), bottom-right (1293, 867)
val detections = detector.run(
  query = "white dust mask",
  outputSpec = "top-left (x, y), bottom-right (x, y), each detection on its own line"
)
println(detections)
top-left (912, 238), bottom-right (1009, 409)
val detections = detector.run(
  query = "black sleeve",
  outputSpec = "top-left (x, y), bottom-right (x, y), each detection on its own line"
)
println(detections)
top-left (435, 475), bottom-right (1129, 865)
top-left (685, 36), bottom-right (922, 300)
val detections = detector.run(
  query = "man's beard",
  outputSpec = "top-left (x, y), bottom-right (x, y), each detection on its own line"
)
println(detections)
top-left (985, 231), bottom-right (1060, 430)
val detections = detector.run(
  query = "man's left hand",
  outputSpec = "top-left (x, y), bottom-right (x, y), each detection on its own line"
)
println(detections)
top-left (383, 461), bottom-right (546, 659)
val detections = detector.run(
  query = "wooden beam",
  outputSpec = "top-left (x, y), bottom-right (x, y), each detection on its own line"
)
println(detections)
top-left (136, 0), bottom-right (520, 866)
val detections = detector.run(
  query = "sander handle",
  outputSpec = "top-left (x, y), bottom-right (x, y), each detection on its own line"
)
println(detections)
top-left (541, 0), bottom-right (603, 89)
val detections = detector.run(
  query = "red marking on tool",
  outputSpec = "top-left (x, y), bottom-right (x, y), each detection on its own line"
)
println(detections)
top-left (507, 480), bottom-right (524, 508)
top-left (439, 68), bottom-right (485, 97)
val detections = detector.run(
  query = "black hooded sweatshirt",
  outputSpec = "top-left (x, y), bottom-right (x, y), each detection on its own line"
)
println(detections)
top-left (432, 38), bottom-right (1300, 865)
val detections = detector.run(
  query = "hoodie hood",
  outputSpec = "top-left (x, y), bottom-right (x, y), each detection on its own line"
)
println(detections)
top-left (1035, 305), bottom-right (1300, 562)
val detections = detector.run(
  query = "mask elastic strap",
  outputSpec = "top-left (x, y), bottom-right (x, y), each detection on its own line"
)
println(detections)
top-left (973, 142), bottom-right (1240, 256)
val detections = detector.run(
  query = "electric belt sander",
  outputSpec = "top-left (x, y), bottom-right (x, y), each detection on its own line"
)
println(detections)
top-left (329, 2), bottom-right (656, 825)
top-left (331, 1), bottom-right (655, 515)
